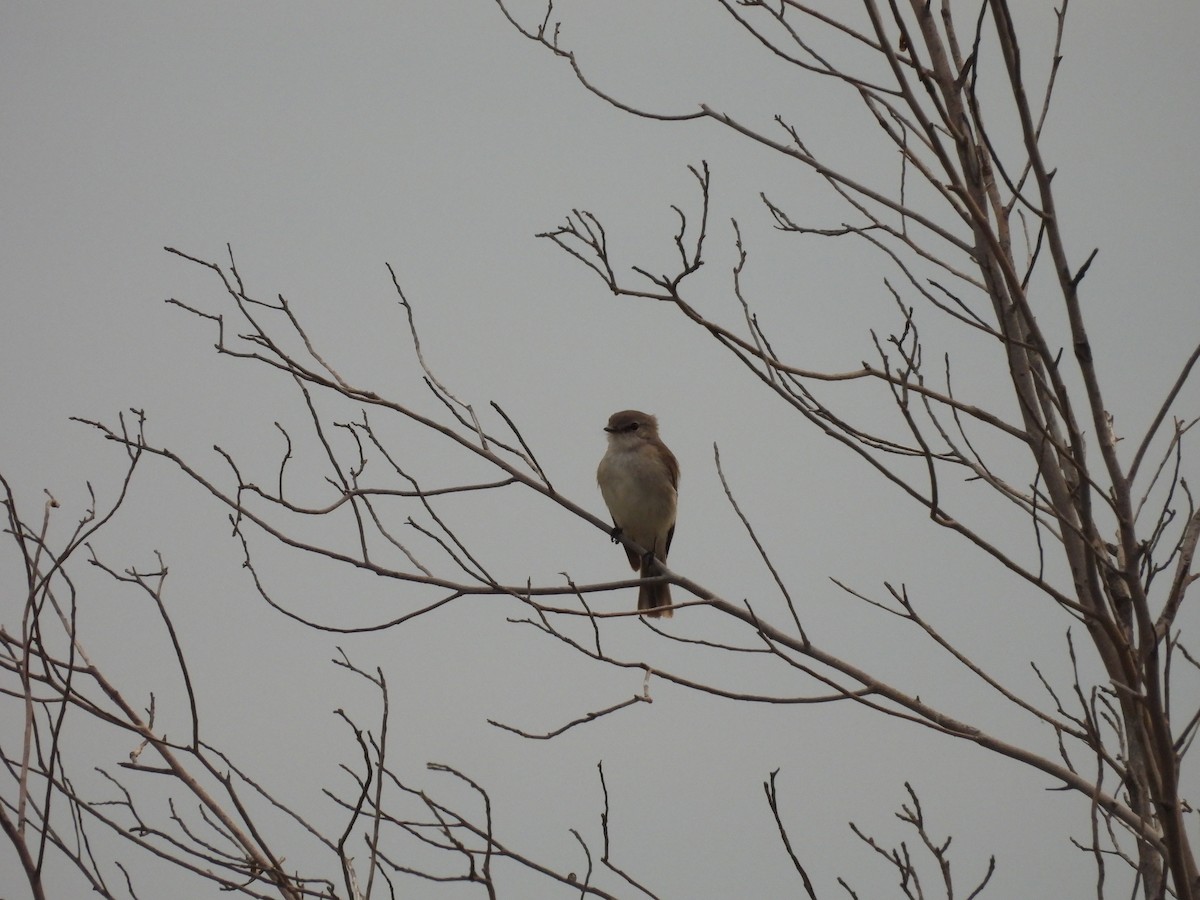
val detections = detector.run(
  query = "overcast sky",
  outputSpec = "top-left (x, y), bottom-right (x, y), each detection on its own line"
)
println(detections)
top-left (3, 3), bottom-right (1199, 897)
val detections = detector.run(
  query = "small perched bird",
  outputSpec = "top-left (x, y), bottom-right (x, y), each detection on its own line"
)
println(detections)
top-left (596, 409), bottom-right (679, 617)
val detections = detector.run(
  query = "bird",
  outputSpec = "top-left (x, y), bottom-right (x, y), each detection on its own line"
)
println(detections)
top-left (596, 409), bottom-right (679, 617)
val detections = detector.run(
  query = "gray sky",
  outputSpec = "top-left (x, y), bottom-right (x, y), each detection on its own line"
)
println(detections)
top-left (3, 2), bottom-right (1199, 897)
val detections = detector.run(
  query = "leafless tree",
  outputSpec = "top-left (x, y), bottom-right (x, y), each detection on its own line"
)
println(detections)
top-left (3, 2), bottom-right (1197, 897)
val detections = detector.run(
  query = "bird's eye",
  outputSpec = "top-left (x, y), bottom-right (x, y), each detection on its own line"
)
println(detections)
top-left (630, 423), bottom-right (640, 431)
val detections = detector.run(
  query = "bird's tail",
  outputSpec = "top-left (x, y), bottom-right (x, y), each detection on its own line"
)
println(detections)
top-left (638, 559), bottom-right (673, 618)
